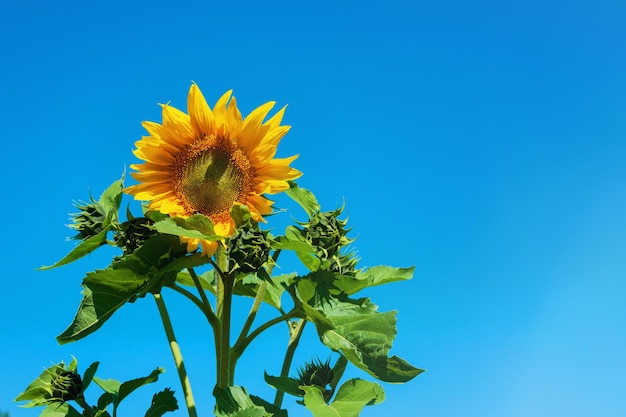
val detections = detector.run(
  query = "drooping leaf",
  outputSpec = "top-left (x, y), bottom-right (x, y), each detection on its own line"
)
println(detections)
top-left (317, 299), bottom-right (424, 383)
top-left (302, 379), bottom-right (385, 417)
top-left (153, 215), bottom-right (223, 241)
top-left (39, 229), bottom-right (109, 270)
top-left (56, 266), bottom-right (149, 344)
top-left (285, 181), bottom-right (320, 216)
top-left (145, 388), bottom-right (178, 417)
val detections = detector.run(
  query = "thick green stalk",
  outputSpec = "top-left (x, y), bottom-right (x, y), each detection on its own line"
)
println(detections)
top-left (214, 247), bottom-right (232, 388)
top-left (153, 293), bottom-right (198, 417)
top-left (274, 319), bottom-right (307, 408)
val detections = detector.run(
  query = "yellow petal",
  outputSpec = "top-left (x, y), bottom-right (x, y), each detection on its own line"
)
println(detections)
top-left (188, 84), bottom-right (215, 137)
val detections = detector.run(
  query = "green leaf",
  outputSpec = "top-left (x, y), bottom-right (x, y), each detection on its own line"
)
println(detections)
top-left (273, 227), bottom-right (320, 271)
top-left (56, 266), bottom-right (149, 344)
top-left (99, 176), bottom-right (125, 228)
top-left (249, 395), bottom-right (288, 417)
top-left (230, 204), bottom-right (253, 227)
top-left (94, 369), bottom-right (164, 416)
top-left (213, 386), bottom-right (272, 417)
top-left (302, 379), bottom-right (385, 417)
top-left (158, 253), bottom-right (212, 275)
top-left (39, 229), bottom-right (109, 270)
top-left (335, 266), bottom-right (414, 295)
top-left (82, 362), bottom-right (100, 392)
top-left (153, 215), bottom-right (223, 241)
top-left (176, 270), bottom-right (216, 295)
top-left (285, 181), bottom-right (320, 216)
top-left (118, 368), bottom-right (164, 405)
top-left (264, 372), bottom-right (304, 397)
top-left (234, 273), bottom-right (296, 310)
top-left (319, 299), bottom-right (424, 383)
top-left (145, 388), bottom-right (179, 417)
top-left (93, 377), bottom-right (121, 395)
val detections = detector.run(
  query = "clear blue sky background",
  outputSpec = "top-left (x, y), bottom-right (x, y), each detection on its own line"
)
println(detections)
top-left (1, 1), bottom-right (625, 416)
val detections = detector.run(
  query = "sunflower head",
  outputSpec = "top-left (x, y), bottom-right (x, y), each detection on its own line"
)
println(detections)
top-left (125, 84), bottom-right (301, 256)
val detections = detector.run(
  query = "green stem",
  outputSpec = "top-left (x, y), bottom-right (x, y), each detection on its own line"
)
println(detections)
top-left (153, 293), bottom-right (198, 417)
top-left (274, 319), bottom-right (307, 408)
top-left (214, 247), bottom-right (232, 388)
top-left (74, 394), bottom-right (95, 417)
top-left (232, 310), bottom-right (297, 360)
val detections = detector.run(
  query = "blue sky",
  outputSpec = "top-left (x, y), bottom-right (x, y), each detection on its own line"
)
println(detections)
top-left (1, 0), bottom-right (625, 416)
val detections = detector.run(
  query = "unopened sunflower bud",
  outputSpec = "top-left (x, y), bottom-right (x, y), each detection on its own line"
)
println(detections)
top-left (50, 367), bottom-right (82, 401)
top-left (227, 221), bottom-right (271, 274)
top-left (69, 200), bottom-right (107, 240)
top-left (298, 358), bottom-right (334, 403)
top-left (302, 209), bottom-right (353, 260)
top-left (114, 217), bottom-right (157, 254)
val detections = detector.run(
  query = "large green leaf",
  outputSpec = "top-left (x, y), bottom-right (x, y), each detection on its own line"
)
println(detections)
top-left (285, 181), bottom-right (320, 216)
top-left (57, 233), bottom-right (195, 344)
top-left (302, 379), bottom-right (384, 417)
top-left (318, 300), bottom-right (423, 383)
top-left (56, 265), bottom-right (150, 344)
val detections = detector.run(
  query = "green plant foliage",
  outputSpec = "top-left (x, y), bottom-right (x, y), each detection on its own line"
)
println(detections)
top-left (319, 299), bottom-right (423, 383)
top-left (40, 177), bottom-right (125, 270)
top-left (32, 177), bottom-right (421, 417)
top-left (153, 214), bottom-right (223, 241)
top-left (145, 389), bottom-right (179, 417)
top-left (301, 379), bottom-right (385, 417)
top-left (284, 181), bottom-right (320, 216)
top-left (94, 368), bottom-right (164, 416)
top-left (213, 386), bottom-right (272, 417)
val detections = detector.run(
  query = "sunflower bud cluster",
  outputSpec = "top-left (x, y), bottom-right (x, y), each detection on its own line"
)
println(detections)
top-left (227, 220), bottom-right (271, 274)
top-left (69, 200), bottom-right (107, 240)
top-left (297, 358), bottom-right (334, 403)
top-left (114, 217), bottom-right (157, 254)
top-left (301, 209), bottom-right (358, 275)
top-left (50, 366), bottom-right (82, 402)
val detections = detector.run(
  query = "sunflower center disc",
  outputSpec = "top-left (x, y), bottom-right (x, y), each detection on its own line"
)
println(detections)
top-left (179, 148), bottom-right (245, 215)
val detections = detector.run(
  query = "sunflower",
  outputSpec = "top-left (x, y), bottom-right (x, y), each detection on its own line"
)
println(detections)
top-left (125, 84), bottom-right (301, 255)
